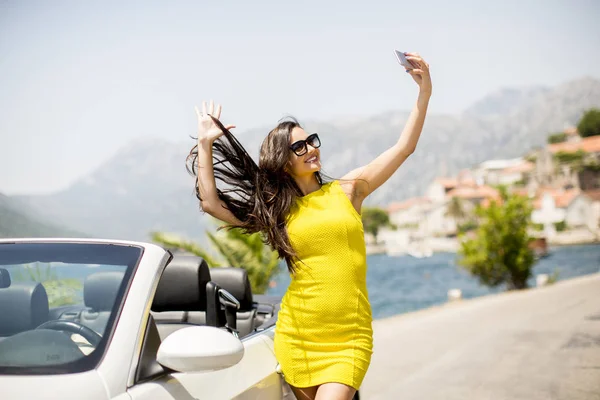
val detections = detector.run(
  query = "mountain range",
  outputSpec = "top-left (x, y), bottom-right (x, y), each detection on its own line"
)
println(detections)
top-left (5, 77), bottom-right (600, 242)
top-left (0, 193), bottom-right (84, 238)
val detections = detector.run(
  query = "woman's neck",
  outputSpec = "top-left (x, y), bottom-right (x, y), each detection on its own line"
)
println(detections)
top-left (294, 174), bottom-right (321, 196)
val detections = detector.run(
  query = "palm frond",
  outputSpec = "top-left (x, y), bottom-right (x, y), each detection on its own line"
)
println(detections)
top-left (151, 231), bottom-right (223, 267)
top-left (152, 228), bottom-right (281, 294)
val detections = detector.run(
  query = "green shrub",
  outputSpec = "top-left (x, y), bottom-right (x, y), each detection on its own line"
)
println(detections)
top-left (533, 223), bottom-right (544, 231)
top-left (554, 221), bottom-right (567, 232)
top-left (554, 150), bottom-right (585, 164)
top-left (578, 108), bottom-right (600, 138)
top-left (548, 132), bottom-right (567, 144)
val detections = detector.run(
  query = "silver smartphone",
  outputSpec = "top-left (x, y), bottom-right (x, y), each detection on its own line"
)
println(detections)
top-left (394, 50), bottom-right (415, 70)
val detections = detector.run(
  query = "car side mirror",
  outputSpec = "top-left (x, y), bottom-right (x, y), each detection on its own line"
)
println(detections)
top-left (0, 268), bottom-right (10, 289)
top-left (156, 326), bottom-right (244, 373)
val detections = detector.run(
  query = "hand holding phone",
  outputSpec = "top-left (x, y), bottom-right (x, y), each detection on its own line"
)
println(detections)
top-left (393, 50), bottom-right (432, 93)
top-left (394, 50), bottom-right (417, 70)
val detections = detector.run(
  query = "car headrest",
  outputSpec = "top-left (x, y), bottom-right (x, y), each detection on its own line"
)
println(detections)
top-left (0, 268), bottom-right (10, 288)
top-left (210, 267), bottom-right (253, 311)
top-left (0, 282), bottom-right (49, 335)
top-left (151, 255), bottom-right (211, 313)
top-left (84, 271), bottom-right (125, 312)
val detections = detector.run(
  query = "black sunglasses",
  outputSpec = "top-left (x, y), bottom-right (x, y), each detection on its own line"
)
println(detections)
top-left (289, 133), bottom-right (321, 156)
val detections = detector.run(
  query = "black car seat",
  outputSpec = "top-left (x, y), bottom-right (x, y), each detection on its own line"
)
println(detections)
top-left (0, 282), bottom-right (49, 337)
top-left (0, 281), bottom-right (86, 367)
top-left (151, 255), bottom-right (211, 340)
top-left (79, 271), bottom-right (125, 336)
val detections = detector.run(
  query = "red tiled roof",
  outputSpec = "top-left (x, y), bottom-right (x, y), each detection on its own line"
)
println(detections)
top-left (387, 197), bottom-right (431, 213)
top-left (555, 189), bottom-right (581, 208)
top-left (447, 185), bottom-right (499, 200)
top-left (502, 161), bottom-right (535, 174)
top-left (533, 189), bottom-right (581, 209)
top-left (434, 178), bottom-right (458, 188)
top-left (480, 197), bottom-right (503, 208)
top-left (548, 135), bottom-right (600, 154)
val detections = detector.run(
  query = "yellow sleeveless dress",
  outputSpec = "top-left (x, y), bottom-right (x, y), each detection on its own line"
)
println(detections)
top-left (274, 180), bottom-right (373, 390)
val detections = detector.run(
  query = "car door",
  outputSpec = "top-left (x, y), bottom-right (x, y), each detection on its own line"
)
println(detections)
top-left (126, 327), bottom-right (291, 400)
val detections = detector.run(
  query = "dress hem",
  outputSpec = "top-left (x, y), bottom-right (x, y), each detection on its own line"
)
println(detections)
top-left (284, 377), bottom-right (361, 391)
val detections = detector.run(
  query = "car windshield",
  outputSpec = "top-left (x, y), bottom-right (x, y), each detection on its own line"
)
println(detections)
top-left (0, 242), bottom-right (142, 374)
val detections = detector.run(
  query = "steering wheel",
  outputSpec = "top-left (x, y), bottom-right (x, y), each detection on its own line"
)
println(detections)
top-left (36, 320), bottom-right (103, 347)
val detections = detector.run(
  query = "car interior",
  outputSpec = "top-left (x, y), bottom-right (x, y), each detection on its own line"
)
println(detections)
top-left (0, 271), bottom-right (103, 366)
top-left (150, 254), bottom-right (280, 340)
top-left (135, 254), bottom-right (281, 382)
top-left (0, 255), bottom-right (279, 338)
top-left (0, 254), bottom-right (281, 377)
top-left (0, 271), bottom-right (126, 348)
top-left (79, 271), bottom-right (125, 337)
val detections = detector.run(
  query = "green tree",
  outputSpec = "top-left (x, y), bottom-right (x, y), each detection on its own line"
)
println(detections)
top-left (577, 108), bottom-right (600, 138)
top-left (152, 229), bottom-right (280, 294)
top-left (457, 219), bottom-right (478, 234)
top-left (361, 207), bottom-right (391, 243)
top-left (458, 188), bottom-right (535, 290)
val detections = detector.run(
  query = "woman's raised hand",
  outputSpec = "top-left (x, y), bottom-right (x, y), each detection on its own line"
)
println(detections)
top-left (195, 100), bottom-right (236, 143)
top-left (404, 53), bottom-right (432, 95)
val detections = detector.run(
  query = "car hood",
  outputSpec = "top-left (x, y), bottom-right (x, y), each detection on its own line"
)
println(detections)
top-left (0, 370), bottom-right (110, 400)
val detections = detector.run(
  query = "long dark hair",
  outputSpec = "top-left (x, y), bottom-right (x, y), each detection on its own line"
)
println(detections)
top-left (187, 116), bottom-right (324, 272)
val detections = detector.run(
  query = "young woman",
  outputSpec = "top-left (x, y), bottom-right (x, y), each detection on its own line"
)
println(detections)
top-left (189, 52), bottom-right (431, 400)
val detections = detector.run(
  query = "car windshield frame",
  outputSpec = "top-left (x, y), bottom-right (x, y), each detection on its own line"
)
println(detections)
top-left (0, 241), bottom-right (144, 375)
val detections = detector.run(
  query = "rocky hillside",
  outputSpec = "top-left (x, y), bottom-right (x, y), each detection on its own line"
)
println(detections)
top-left (0, 193), bottom-right (84, 238)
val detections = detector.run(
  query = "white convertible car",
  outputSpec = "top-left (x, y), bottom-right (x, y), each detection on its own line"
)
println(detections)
top-left (0, 238), bottom-right (297, 400)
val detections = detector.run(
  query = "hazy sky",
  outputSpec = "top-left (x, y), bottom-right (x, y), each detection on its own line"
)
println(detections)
top-left (1, 0), bottom-right (599, 195)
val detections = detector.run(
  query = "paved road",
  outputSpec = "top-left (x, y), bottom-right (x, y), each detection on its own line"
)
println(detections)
top-left (361, 273), bottom-right (600, 400)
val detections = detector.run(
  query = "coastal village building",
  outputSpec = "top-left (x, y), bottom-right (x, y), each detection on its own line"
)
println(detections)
top-left (381, 127), bottom-right (600, 255)
top-left (531, 189), bottom-right (596, 238)
top-left (384, 173), bottom-right (500, 254)
top-left (529, 133), bottom-right (600, 237)
top-left (474, 158), bottom-right (531, 187)
top-left (531, 135), bottom-right (600, 193)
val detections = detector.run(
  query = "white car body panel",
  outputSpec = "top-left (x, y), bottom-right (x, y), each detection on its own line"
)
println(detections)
top-left (4, 370), bottom-right (109, 400)
top-left (0, 238), bottom-right (294, 400)
top-left (95, 242), bottom-right (169, 395)
top-left (129, 333), bottom-right (284, 400)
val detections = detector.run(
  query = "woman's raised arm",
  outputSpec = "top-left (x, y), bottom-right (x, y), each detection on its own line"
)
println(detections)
top-left (341, 53), bottom-right (432, 205)
top-left (194, 100), bottom-right (242, 226)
